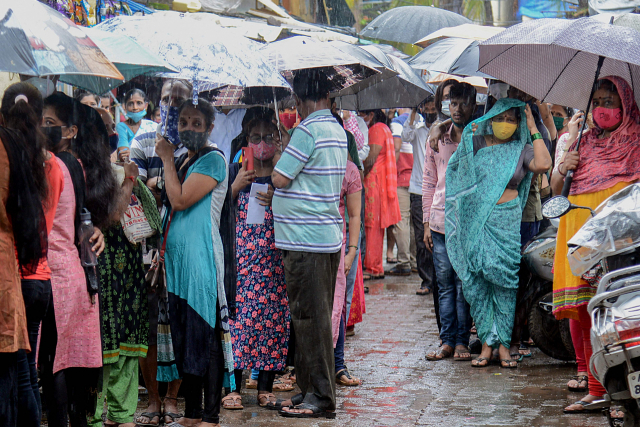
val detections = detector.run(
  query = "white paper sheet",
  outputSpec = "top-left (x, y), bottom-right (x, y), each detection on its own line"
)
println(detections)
top-left (247, 183), bottom-right (269, 224)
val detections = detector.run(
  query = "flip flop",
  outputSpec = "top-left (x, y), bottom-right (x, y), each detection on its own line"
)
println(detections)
top-left (426, 345), bottom-right (453, 361)
top-left (279, 403), bottom-right (336, 419)
top-left (563, 400), bottom-right (602, 414)
top-left (416, 288), bottom-right (432, 295)
top-left (135, 412), bottom-right (162, 426)
top-left (454, 346), bottom-right (472, 361)
top-left (471, 357), bottom-right (489, 367)
top-left (500, 359), bottom-right (518, 368)
top-left (519, 343), bottom-right (533, 357)
top-left (567, 375), bottom-right (588, 392)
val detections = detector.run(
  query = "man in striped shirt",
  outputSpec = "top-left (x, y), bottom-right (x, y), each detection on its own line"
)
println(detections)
top-left (272, 69), bottom-right (347, 419)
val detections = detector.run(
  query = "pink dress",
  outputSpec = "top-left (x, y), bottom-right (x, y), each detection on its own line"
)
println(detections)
top-left (47, 158), bottom-right (102, 372)
top-left (331, 161), bottom-right (362, 346)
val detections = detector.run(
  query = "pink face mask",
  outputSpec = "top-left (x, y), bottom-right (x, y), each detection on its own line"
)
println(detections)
top-left (593, 106), bottom-right (623, 129)
top-left (249, 140), bottom-right (277, 161)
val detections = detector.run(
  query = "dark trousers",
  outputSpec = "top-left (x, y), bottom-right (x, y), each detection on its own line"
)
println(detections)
top-left (334, 318), bottom-right (346, 373)
top-left (18, 279), bottom-right (51, 427)
top-left (410, 194), bottom-right (441, 333)
top-left (39, 294), bottom-right (99, 427)
top-left (282, 250), bottom-right (340, 411)
top-left (182, 328), bottom-right (225, 424)
top-left (0, 352), bottom-right (18, 427)
top-left (232, 369), bottom-right (276, 393)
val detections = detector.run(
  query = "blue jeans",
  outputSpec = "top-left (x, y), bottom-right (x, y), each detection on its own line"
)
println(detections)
top-left (432, 232), bottom-right (471, 348)
top-left (334, 318), bottom-right (346, 373)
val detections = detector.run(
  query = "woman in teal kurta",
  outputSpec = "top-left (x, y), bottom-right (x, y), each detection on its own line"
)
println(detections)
top-left (155, 98), bottom-right (235, 427)
top-left (445, 98), bottom-right (551, 368)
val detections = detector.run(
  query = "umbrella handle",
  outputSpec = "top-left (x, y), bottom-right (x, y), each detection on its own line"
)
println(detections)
top-left (560, 55), bottom-right (605, 197)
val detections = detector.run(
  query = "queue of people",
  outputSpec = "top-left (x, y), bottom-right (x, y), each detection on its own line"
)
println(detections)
top-left (0, 66), bottom-right (638, 426)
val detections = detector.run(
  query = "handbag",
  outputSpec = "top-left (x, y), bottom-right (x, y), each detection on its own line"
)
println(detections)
top-left (121, 182), bottom-right (160, 244)
top-left (145, 210), bottom-right (175, 291)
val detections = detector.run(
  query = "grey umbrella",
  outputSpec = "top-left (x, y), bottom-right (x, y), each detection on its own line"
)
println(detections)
top-left (408, 37), bottom-right (492, 78)
top-left (359, 6), bottom-right (470, 45)
top-left (592, 12), bottom-right (640, 31)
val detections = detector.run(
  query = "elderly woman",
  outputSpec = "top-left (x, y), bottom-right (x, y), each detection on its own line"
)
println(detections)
top-left (552, 76), bottom-right (640, 414)
top-left (445, 98), bottom-right (551, 368)
top-left (155, 99), bottom-right (234, 427)
top-left (116, 89), bottom-right (156, 161)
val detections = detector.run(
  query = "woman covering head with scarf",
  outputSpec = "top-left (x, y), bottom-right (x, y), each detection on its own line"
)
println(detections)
top-left (445, 98), bottom-right (551, 368)
top-left (551, 76), bottom-right (640, 414)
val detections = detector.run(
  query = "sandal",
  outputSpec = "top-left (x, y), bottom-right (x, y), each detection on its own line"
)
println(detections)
top-left (510, 345), bottom-right (524, 363)
top-left (336, 368), bottom-right (361, 386)
top-left (280, 403), bottom-right (336, 419)
top-left (416, 287), bottom-right (431, 296)
top-left (163, 411), bottom-right (183, 425)
top-left (135, 412), bottom-right (162, 426)
top-left (222, 394), bottom-right (243, 410)
top-left (567, 375), bottom-right (588, 392)
top-left (363, 273), bottom-right (384, 281)
top-left (386, 257), bottom-right (398, 264)
top-left (500, 359), bottom-right (518, 368)
top-left (266, 393), bottom-right (303, 411)
top-left (471, 357), bottom-right (489, 367)
top-left (519, 343), bottom-right (532, 357)
top-left (258, 393), bottom-right (277, 407)
top-left (272, 378), bottom-right (294, 391)
top-left (453, 346), bottom-right (472, 361)
top-left (563, 400), bottom-right (602, 414)
top-left (425, 345), bottom-right (453, 361)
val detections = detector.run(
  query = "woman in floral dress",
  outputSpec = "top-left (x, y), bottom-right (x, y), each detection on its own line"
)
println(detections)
top-left (226, 116), bottom-right (291, 409)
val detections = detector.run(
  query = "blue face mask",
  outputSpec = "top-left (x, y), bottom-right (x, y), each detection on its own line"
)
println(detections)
top-left (160, 104), bottom-right (180, 146)
top-left (127, 110), bottom-right (146, 123)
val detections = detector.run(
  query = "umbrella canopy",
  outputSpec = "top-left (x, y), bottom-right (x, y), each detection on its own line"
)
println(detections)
top-left (332, 46), bottom-right (432, 110)
top-left (262, 36), bottom-right (379, 92)
top-left (0, 0), bottom-right (123, 82)
top-left (97, 14), bottom-right (291, 101)
top-left (592, 12), bottom-right (640, 31)
top-left (415, 23), bottom-right (504, 47)
top-left (409, 37), bottom-right (492, 79)
top-left (478, 17), bottom-right (640, 111)
top-left (426, 72), bottom-right (487, 93)
top-left (359, 6), bottom-right (471, 45)
top-left (61, 27), bottom-right (177, 94)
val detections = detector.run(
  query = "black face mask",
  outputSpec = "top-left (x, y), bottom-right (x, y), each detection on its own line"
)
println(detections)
top-left (41, 126), bottom-right (62, 151)
top-left (423, 112), bottom-right (437, 125)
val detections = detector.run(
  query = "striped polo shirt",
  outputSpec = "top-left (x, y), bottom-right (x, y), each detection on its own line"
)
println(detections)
top-left (273, 109), bottom-right (348, 253)
top-left (129, 125), bottom-right (187, 183)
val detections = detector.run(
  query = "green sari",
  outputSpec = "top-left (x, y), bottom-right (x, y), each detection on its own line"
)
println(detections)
top-left (445, 98), bottom-right (532, 349)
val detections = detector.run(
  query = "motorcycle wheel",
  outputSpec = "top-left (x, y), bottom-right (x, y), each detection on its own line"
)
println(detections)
top-left (528, 291), bottom-right (575, 361)
top-left (559, 318), bottom-right (576, 361)
top-left (623, 399), bottom-right (640, 427)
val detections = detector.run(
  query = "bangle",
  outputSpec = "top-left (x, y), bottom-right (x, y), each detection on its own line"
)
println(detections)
top-left (531, 132), bottom-right (542, 141)
top-left (348, 245), bottom-right (358, 250)
top-left (125, 176), bottom-right (136, 183)
top-left (557, 163), bottom-right (566, 177)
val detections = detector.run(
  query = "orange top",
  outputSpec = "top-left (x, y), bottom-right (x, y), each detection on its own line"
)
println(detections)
top-left (0, 139), bottom-right (29, 353)
top-left (22, 154), bottom-right (64, 281)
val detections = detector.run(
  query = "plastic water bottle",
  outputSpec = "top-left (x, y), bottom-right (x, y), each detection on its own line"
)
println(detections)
top-left (79, 208), bottom-right (98, 267)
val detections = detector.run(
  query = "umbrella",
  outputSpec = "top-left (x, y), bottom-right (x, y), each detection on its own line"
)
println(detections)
top-left (97, 14), bottom-right (291, 102)
top-left (262, 36), bottom-right (379, 92)
top-left (415, 23), bottom-right (504, 47)
top-left (59, 27), bottom-right (177, 94)
top-left (592, 12), bottom-right (640, 31)
top-left (478, 16), bottom-right (640, 195)
top-left (332, 45), bottom-right (433, 110)
top-left (359, 6), bottom-right (471, 45)
top-left (408, 37), bottom-right (492, 79)
top-left (0, 0), bottom-right (123, 83)
top-left (426, 72), bottom-right (487, 94)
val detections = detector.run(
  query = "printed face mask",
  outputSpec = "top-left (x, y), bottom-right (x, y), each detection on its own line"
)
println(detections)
top-left (279, 112), bottom-right (297, 129)
top-left (441, 100), bottom-right (451, 117)
top-left (178, 130), bottom-right (208, 151)
top-left (592, 106), bottom-right (623, 129)
top-left (159, 104), bottom-right (180, 145)
top-left (553, 116), bottom-right (566, 131)
top-left (249, 140), bottom-right (277, 160)
top-left (491, 121), bottom-right (518, 140)
top-left (127, 110), bottom-right (146, 123)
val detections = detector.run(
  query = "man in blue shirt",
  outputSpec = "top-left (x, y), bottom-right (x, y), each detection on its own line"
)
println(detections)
top-left (272, 69), bottom-right (347, 419)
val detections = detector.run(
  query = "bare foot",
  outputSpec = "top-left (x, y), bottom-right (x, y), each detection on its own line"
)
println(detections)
top-left (105, 422), bottom-right (135, 427)
top-left (471, 343), bottom-right (492, 367)
top-left (163, 395), bottom-right (181, 424)
top-left (197, 423), bottom-right (220, 427)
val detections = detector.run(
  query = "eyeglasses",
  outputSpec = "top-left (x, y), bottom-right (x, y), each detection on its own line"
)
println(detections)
top-left (249, 134), bottom-right (275, 144)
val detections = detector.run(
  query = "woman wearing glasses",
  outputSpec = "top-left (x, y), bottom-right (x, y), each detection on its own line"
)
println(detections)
top-left (224, 115), bottom-right (292, 410)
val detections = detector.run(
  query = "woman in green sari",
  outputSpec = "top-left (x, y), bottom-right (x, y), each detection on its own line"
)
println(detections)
top-left (445, 98), bottom-right (551, 368)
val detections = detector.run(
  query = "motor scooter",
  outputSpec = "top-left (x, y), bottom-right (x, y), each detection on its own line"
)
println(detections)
top-left (543, 183), bottom-right (640, 426)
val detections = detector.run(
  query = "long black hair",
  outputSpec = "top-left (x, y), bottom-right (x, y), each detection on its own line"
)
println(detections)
top-left (44, 92), bottom-right (118, 229)
top-left (1, 82), bottom-right (49, 204)
top-left (359, 109), bottom-right (388, 126)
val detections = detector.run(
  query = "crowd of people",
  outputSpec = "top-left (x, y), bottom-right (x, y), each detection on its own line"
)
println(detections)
top-left (0, 64), bottom-right (638, 426)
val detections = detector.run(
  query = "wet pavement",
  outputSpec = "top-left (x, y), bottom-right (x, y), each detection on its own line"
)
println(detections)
top-left (130, 272), bottom-right (611, 427)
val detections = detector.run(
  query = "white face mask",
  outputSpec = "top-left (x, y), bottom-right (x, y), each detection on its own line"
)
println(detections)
top-left (441, 100), bottom-right (451, 117)
top-left (489, 83), bottom-right (510, 100)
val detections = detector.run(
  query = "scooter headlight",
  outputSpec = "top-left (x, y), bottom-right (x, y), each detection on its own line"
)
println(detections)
top-left (593, 308), bottom-right (620, 347)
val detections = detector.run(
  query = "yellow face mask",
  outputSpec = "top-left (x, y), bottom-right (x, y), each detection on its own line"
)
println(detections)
top-left (491, 121), bottom-right (518, 140)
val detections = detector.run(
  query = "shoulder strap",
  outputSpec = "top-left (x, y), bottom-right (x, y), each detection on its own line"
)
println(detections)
top-left (56, 151), bottom-right (86, 246)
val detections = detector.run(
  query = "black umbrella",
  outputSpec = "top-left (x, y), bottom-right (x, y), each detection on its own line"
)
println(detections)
top-left (359, 6), bottom-right (470, 45)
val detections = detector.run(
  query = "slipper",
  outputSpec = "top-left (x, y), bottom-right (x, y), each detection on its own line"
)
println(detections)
top-left (363, 273), bottom-right (384, 281)
top-left (266, 393), bottom-right (304, 411)
top-left (500, 359), bottom-right (518, 369)
top-left (135, 412), bottom-right (162, 426)
top-left (425, 345), bottom-right (453, 361)
top-left (563, 400), bottom-right (602, 414)
top-left (453, 346), bottom-right (472, 361)
top-left (519, 343), bottom-right (532, 357)
top-left (163, 412), bottom-right (183, 425)
top-left (510, 352), bottom-right (524, 363)
top-left (471, 357), bottom-right (489, 367)
top-left (568, 375), bottom-right (588, 392)
top-left (280, 403), bottom-right (336, 419)
top-left (336, 368), bottom-right (361, 386)
top-left (386, 257), bottom-right (398, 264)
top-left (416, 287), bottom-right (431, 295)
top-left (222, 394), bottom-right (243, 410)
top-left (258, 393), bottom-right (278, 407)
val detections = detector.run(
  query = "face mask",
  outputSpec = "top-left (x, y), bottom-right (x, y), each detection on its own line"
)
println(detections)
top-left (553, 116), bottom-right (566, 131)
top-left (488, 83), bottom-right (510, 100)
top-left (592, 106), bottom-right (623, 129)
top-left (491, 121), bottom-right (518, 140)
top-left (179, 130), bottom-right (208, 151)
top-left (423, 112), bottom-right (437, 125)
top-left (127, 110), bottom-right (146, 123)
top-left (42, 126), bottom-right (63, 151)
top-left (108, 134), bottom-right (119, 153)
top-left (279, 112), bottom-right (297, 129)
top-left (160, 104), bottom-right (180, 145)
top-left (249, 140), bottom-right (277, 161)
top-left (441, 100), bottom-right (451, 117)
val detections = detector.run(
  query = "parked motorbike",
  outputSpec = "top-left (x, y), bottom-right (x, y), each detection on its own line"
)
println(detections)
top-left (543, 183), bottom-right (640, 426)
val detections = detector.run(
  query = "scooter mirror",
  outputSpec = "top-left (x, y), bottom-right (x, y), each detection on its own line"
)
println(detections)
top-left (542, 196), bottom-right (572, 219)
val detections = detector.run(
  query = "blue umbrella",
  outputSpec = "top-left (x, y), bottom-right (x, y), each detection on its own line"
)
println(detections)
top-left (97, 13), bottom-right (291, 102)
top-left (408, 37), bottom-right (492, 79)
